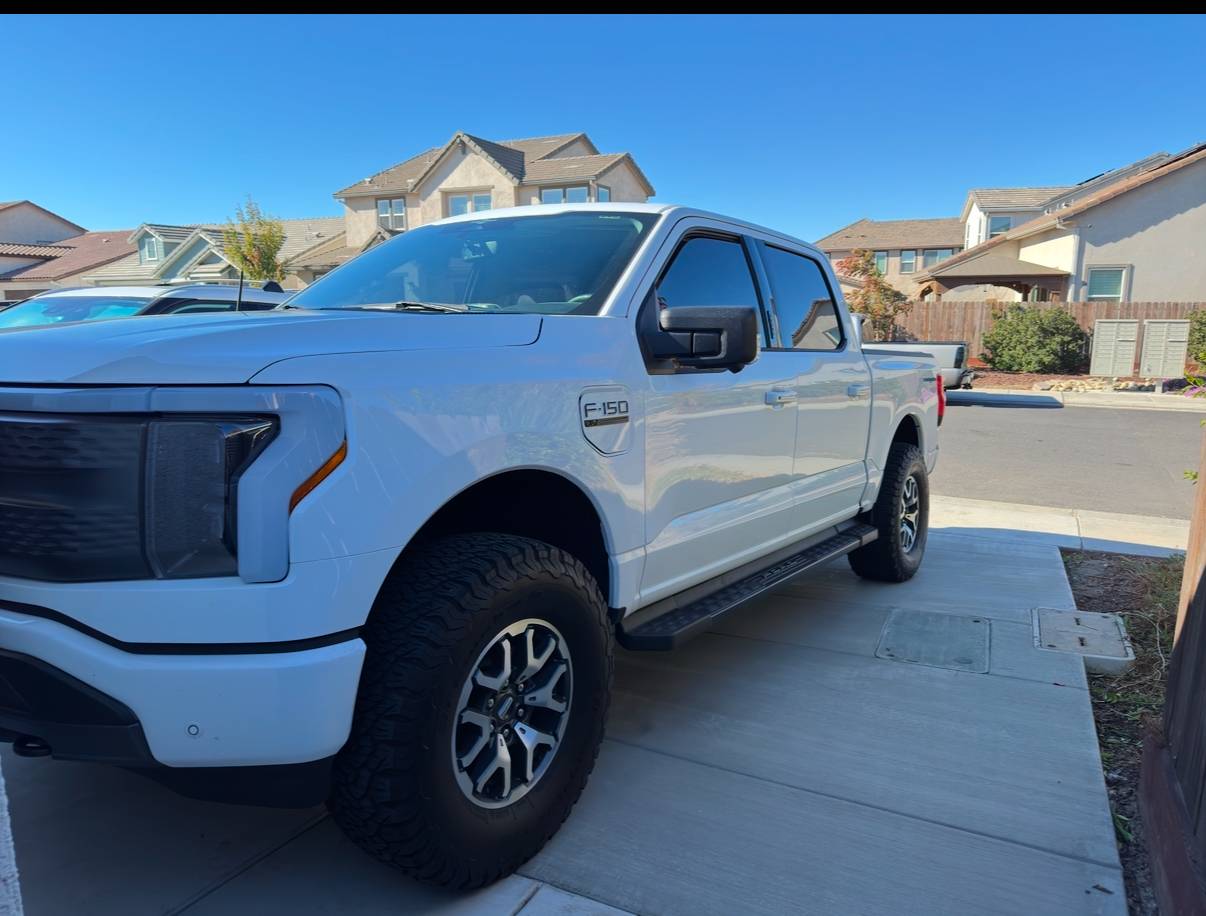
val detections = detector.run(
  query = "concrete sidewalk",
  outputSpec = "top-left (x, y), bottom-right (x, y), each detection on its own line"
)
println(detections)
top-left (3, 508), bottom-right (1132, 915)
top-left (953, 387), bottom-right (1206, 412)
top-left (932, 494), bottom-right (1188, 556)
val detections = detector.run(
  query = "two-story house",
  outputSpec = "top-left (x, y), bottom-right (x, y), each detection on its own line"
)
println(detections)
top-left (292, 131), bottom-right (655, 283)
top-left (817, 144), bottom-right (1202, 304)
top-left (0, 201), bottom-right (135, 300)
top-left (916, 143), bottom-right (1206, 303)
top-left (814, 217), bottom-right (963, 298)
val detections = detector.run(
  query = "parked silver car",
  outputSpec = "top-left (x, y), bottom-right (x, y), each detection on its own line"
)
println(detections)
top-left (0, 283), bottom-right (290, 330)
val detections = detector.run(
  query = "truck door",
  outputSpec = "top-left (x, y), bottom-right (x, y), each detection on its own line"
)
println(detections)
top-left (755, 242), bottom-right (873, 527)
top-left (638, 229), bottom-right (802, 606)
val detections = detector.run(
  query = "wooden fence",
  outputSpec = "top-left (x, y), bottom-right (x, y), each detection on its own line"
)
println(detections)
top-left (882, 301), bottom-right (1202, 366)
top-left (1144, 432), bottom-right (1206, 912)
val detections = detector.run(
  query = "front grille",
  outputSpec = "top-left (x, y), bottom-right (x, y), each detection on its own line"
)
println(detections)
top-left (0, 413), bottom-right (150, 581)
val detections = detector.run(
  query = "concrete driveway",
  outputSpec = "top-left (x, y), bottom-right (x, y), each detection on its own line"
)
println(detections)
top-left (4, 515), bottom-right (1126, 915)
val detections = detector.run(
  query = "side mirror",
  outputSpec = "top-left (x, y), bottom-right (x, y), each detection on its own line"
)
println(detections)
top-left (850, 312), bottom-right (867, 348)
top-left (644, 304), bottom-right (759, 372)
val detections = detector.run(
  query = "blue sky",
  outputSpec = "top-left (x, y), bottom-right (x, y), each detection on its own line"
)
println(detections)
top-left (6, 14), bottom-right (1205, 242)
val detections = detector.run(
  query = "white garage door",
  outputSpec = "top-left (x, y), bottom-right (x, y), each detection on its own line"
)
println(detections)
top-left (1140, 319), bottom-right (1190, 378)
top-left (1089, 319), bottom-right (1138, 377)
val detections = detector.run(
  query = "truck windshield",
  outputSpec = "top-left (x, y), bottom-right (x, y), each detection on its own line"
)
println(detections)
top-left (0, 295), bottom-right (151, 330)
top-left (286, 211), bottom-right (658, 316)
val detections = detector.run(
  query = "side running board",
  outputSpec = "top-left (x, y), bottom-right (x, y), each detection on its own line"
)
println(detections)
top-left (618, 523), bottom-right (877, 651)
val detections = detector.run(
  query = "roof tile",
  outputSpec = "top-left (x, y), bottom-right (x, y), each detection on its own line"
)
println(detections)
top-left (815, 217), bottom-right (963, 250)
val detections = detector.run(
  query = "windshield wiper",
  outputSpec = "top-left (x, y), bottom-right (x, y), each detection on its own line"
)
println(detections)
top-left (356, 300), bottom-right (469, 313)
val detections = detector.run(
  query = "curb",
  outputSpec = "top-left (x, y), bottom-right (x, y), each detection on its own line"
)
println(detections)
top-left (950, 387), bottom-right (1206, 412)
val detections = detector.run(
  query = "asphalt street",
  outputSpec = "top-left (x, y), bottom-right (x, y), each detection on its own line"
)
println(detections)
top-left (931, 400), bottom-right (1200, 519)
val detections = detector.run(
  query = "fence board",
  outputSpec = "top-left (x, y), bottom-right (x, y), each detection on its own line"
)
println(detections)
top-left (1165, 430), bottom-right (1206, 860)
top-left (882, 301), bottom-right (1202, 371)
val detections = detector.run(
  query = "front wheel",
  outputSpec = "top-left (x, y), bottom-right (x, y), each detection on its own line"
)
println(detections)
top-left (848, 442), bottom-right (929, 582)
top-left (330, 533), bottom-right (613, 888)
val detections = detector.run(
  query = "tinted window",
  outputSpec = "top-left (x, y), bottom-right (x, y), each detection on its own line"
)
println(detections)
top-left (761, 246), bottom-right (843, 351)
top-left (657, 237), bottom-right (760, 312)
top-left (287, 212), bottom-right (657, 316)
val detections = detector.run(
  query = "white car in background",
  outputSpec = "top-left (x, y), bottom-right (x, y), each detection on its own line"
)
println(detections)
top-left (0, 283), bottom-right (289, 330)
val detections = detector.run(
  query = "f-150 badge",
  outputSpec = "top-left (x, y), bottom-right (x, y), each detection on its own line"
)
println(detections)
top-left (580, 386), bottom-right (633, 455)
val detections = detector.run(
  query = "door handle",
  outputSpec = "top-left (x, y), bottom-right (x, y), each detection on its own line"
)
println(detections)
top-left (765, 388), bottom-right (797, 407)
top-left (847, 383), bottom-right (871, 399)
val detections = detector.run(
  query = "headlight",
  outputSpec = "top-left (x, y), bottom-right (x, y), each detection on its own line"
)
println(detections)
top-left (144, 417), bottom-right (277, 578)
top-left (0, 413), bottom-right (276, 582)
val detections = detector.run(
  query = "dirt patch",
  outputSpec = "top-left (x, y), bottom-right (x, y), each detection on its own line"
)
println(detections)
top-left (1062, 549), bottom-right (1184, 916)
top-left (972, 370), bottom-right (1085, 389)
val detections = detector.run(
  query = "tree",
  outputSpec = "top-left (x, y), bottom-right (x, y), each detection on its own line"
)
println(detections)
top-left (222, 198), bottom-right (286, 282)
top-left (835, 249), bottom-right (911, 341)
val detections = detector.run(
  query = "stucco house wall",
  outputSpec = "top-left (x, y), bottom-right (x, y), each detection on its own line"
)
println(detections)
top-left (415, 147), bottom-right (517, 224)
top-left (965, 204), bottom-right (1045, 249)
top-left (820, 247), bottom-right (932, 299)
top-left (344, 197), bottom-right (380, 249)
top-left (0, 203), bottom-right (82, 245)
top-left (0, 255), bottom-right (44, 276)
top-left (516, 159), bottom-right (649, 207)
top-left (1073, 156), bottom-right (1206, 301)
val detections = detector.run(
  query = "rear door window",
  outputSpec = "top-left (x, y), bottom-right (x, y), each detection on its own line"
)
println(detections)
top-left (760, 245), bottom-right (843, 351)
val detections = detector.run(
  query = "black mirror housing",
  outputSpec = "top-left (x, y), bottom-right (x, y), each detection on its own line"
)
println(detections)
top-left (644, 304), bottom-right (759, 372)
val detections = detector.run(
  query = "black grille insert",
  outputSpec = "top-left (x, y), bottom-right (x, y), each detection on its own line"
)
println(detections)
top-left (0, 413), bottom-right (149, 581)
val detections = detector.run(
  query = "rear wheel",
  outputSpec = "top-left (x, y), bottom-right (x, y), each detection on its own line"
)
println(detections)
top-left (330, 533), bottom-right (612, 888)
top-left (848, 442), bottom-right (929, 582)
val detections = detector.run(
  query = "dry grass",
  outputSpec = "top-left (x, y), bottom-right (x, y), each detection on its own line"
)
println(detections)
top-left (1062, 549), bottom-right (1185, 915)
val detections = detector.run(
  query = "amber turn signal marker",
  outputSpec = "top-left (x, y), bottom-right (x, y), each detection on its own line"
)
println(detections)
top-left (290, 441), bottom-right (348, 511)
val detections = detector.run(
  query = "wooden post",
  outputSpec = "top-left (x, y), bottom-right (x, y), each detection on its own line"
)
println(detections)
top-left (1177, 429), bottom-right (1206, 644)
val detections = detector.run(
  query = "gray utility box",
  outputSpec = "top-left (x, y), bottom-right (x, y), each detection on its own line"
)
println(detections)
top-left (1139, 319), bottom-right (1190, 378)
top-left (1089, 319), bottom-right (1138, 377)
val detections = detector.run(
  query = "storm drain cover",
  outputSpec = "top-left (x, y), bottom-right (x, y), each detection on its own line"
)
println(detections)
top-left (875, 609), bottom-right (990, 673)
top-left (1033, 607), bottom-right (1134, 675)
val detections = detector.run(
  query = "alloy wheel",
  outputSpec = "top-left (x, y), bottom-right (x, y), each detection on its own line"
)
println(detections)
top-left (900, 474), bottom-right (921, 553)
top-left (451, 618), bottom-right (573, 809)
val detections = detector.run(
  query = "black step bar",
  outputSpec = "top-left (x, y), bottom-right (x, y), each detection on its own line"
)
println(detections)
top-left (618, 523), bottom-right (877, 651)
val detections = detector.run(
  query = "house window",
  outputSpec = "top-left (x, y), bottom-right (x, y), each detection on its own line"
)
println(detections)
top-left (540, 186), bottom-right (590, 204)
top-left (140, 236), bottom-right (158, 262)
top-left (597, 186), bottom-right (611, 202)
top-left (1086, 267), bottom-right (1125, 302)
top-left (899, 250), bottom-right (916, 274)
top-left (446, 192), bottom-right (491, 218)
top-left (377, 199), bottom-right (405, 231)
top-left (923, 248), bottom-right (955, 269)
top-left (988, 216), bottom-right (1011, 238)
top-left (874, 251), bottom-right (888, 275)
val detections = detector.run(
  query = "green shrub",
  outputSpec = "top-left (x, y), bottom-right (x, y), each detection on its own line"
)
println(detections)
top-left (981, 305), bottom-right (1090, 373)
top-left (1189, 310), bottom-right (1206, 366)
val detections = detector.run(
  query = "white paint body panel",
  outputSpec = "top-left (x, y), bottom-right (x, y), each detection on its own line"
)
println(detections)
top-left (0, 204), bottom-right (938, 768)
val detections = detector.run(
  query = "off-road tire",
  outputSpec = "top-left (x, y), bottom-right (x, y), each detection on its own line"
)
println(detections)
top-left (848, 442), bottom-right (929, 582)
top-left (330, 533), bottom-right (613, 888)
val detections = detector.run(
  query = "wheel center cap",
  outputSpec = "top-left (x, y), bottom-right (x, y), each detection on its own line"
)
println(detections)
top-left (496, 694), bottom-right (515, 722)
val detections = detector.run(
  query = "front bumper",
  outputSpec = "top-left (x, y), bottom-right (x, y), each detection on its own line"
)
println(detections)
top-left (0, 604), bottom-right (364, 769)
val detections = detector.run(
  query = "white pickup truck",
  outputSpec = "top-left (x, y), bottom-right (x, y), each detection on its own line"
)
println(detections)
top-left (0, 204), bottom-right (941, 887)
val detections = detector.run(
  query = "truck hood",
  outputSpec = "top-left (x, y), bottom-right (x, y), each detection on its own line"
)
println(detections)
top-left (0, 309), bottom-right (543, 385)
